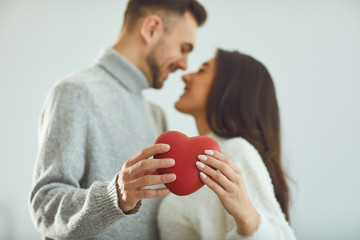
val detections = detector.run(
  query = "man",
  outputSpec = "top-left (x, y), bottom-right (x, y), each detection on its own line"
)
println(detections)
top-left (29, 0), bottom-right (207, 239)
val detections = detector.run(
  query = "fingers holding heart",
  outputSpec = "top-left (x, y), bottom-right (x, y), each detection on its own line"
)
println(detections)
top-left (198, 169), bottom-right (226, 196)
top-left (195, 150), bottom-right (243, 192)
top-left (195, 150), bottom-right (256, 222)
top-left (196, 159), bottom-right (228, 185)
top-left (203, 150), bottom-right (241, 175)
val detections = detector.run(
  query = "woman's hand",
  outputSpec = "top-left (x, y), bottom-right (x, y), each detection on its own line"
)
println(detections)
top-left (196, 149), bottom-right (260, 236)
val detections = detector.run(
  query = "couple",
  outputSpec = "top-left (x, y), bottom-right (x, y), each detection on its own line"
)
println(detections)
top-left (29, 0), bottom-right (296, 239)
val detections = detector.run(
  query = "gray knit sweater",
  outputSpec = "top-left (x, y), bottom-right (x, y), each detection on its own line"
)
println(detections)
top-left (29, 48), bottom-right (167, 239)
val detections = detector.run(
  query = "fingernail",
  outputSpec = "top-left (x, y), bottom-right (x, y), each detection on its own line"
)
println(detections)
top-left (200, 172), bottom-right (207, 179)
top-left (204, 150), bottom-right (214, 155)
top-left (162, 189), bottom-right (170, 194)
top-left (163, 144), bottom-right (170, 151)
top-left (167, 174), bottom-right (176, 181)
top-left (196, 161), bottom-right (205, 169)
top-left (166, 159), bottom-right (175, 166)
top-left (198, 155), bottom-right (207, 161)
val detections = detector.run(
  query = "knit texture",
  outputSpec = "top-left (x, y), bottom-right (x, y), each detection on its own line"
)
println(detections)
top-left (157, 133), bottom-right (296, 240)
top-left (29, 47), bottom-right (167, 239)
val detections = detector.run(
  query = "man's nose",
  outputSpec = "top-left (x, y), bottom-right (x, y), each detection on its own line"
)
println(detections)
top-left (178, 55), bottom-right (188, 71)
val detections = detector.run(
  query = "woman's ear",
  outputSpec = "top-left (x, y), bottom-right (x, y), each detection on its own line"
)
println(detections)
top-left (140, 15), bottom-right (163, 44)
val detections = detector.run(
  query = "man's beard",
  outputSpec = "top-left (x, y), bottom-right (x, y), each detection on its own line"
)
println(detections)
top-left (146, 48), bottom-right (161, 89)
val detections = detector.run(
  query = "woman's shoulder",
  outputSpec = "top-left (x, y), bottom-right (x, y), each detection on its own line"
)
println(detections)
top-left (207, 132), bottom-right (261, 162)
top-left (206, 132), bottom-right (273, 185)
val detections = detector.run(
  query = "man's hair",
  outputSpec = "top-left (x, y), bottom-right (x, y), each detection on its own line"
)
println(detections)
top-left (123, 0), bottom-right (207, 31)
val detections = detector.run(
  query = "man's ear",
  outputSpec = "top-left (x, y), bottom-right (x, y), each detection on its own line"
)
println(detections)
top-left (140, 15), bottom-right (163, 44)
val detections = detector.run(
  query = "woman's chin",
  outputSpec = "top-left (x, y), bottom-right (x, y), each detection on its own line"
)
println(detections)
top-left (174, 100), bottom-right (191, 114)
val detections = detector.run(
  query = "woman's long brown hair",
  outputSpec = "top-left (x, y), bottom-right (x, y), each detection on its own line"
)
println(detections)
top-left (206, 49), bottom-right (290, 221)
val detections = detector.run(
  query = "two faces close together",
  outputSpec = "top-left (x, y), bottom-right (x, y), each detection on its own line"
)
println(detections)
top-left (125, 0), bottom-right (280, 137)
top-left (120, 0), bottom-right (289, 226)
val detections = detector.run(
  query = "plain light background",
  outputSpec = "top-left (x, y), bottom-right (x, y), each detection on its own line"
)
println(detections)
top-left (0, 0), bottom-right (359, 239)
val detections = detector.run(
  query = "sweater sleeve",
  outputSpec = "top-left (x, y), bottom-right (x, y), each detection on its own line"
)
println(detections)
top-left (29, 81), bottom-right (137, 239)
top-left (226, 214), bottom-right (278, 240)
top-left (224, 139), bottom-right (296, 240)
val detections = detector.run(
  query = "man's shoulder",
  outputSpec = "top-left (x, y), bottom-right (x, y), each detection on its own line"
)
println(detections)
top-left (50, 64), bottom-right (115, 98)
top-left (56, 65), bottom-right (102, 87)
top-left (50, 72), bottom-right (88, 99)
top-left (42, 67), bottom-right (95, 108)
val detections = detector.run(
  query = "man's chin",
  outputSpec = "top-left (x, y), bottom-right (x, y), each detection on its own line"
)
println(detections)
top-left (153, 76), bottom-right (167, 89)
top-left (160, 73), bottom-right (169, 85)
top-left (152, 80), bottom-right (163, 89)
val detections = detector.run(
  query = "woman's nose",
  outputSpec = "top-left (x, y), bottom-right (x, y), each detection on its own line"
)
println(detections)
top-left (182, 73), bottom-right (192, 83)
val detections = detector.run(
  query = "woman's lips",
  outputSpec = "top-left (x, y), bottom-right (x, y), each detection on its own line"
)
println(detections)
top-left (180, 87), bottom-right (190, 98)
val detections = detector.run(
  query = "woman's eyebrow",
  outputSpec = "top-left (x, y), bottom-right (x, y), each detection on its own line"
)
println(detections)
top-left (201, 62), bottom-right (210, 67)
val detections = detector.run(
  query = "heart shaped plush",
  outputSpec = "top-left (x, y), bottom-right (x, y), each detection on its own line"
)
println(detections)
top-left (154, 131), bottom-right (221, 196)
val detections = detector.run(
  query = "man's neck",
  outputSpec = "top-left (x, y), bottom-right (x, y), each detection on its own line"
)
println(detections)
top-left (112, 36), bottom-right (152, 85)
top-left (112, 38), bottom-right (139, 68)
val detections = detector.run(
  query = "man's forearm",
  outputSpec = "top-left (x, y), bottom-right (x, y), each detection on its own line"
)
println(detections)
top-left (30, 176), bottom-right (124, 239)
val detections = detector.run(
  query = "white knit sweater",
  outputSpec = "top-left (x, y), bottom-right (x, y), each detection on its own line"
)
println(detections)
top-left (157, 133), bottom-right (296, 240)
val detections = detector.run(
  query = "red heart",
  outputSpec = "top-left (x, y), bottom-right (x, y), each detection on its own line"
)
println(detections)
top-left (154, 131), bottom-right (221, 196)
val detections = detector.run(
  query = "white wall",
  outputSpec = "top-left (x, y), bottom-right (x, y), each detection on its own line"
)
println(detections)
top-left (1, 1), bottom-right (359, 239)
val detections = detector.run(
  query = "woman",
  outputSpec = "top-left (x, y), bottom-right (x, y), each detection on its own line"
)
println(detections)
top-left (157, 49), bottom-right (296, 239)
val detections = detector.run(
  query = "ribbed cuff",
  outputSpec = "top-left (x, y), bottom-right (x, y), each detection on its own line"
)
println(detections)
top-left (122, 200), bottom-right (142, 215)
top-left (78, 175), bottom-right (127, 229)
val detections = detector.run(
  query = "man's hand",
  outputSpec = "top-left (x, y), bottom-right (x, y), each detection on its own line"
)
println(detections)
top-left (116, 144), bottom-right (176, 212)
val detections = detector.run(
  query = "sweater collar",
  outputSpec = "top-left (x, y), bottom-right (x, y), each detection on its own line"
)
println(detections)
top-left (95, 47), bottom-right (149, 94)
